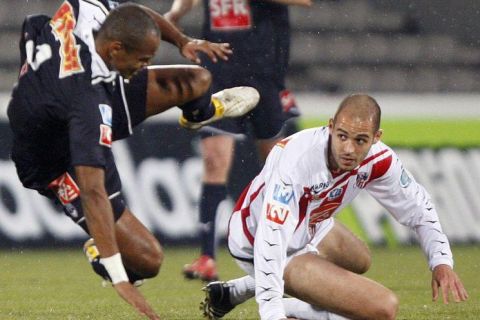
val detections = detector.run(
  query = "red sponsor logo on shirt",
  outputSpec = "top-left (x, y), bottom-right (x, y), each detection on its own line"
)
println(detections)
top-left (48, 172), bottom-right (80, 205)
top-left (99, 124), bottom-right (112, 147)
top-left (209, 0), bottom-right (251, 31)
top-left (266, 202), bottom-right (289, 225)
top-left (50, 1), bottom-right (84, 78)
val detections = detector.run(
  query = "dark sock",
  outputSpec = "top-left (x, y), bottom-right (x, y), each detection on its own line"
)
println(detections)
top-left (199, 183), bottom-right (227, 259)
top-left (180, 91), bottom-right (215, 122)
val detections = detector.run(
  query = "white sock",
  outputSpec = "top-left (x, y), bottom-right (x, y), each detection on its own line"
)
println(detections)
top-left (227, 275), bottom-right (256, 305)
top-left (283, 298), bottom-right (350, 320)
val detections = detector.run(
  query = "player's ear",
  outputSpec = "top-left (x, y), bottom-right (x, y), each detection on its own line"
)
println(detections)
top-left (108, 41), bottom-right (123, 58)
top-left (328, 118), bottom-right (334, 132)
top-left (373, 129), bottom-right (383, 144)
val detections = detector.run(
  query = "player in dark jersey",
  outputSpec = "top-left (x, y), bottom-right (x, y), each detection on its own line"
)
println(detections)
top-left (166, 0), bottom-right (311, 282)
top-left (7, 2), bottom-right (259, 318)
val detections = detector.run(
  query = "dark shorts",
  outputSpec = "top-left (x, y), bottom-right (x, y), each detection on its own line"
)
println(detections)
top-left (52, 69), bottom-right (150, 231)
top-left (200, 73), bottom-right (298, 140)
top-left (48, 151), bottom-right (126, 233)
top-left (112, 68), bottom-right (149, 140)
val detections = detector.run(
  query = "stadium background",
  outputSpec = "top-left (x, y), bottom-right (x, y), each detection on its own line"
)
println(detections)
top-left (0, 1), bottom-right (479, 319)
top-left (0, 0), bottom-right (479, 247)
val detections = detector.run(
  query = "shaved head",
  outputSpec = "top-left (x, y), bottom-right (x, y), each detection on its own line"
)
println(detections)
top-left (333, 94), bottom-right (381, 132)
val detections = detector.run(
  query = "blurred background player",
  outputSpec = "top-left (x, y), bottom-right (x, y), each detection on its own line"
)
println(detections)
top-left (165, 0), bottom-right (312, 282)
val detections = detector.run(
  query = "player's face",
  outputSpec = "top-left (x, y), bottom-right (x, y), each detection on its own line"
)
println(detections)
top-left (328, 114), bottom-right (382, 172)
top-left (110, 32), bottom-right (160, 79)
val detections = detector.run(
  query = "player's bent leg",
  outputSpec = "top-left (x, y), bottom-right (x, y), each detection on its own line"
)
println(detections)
top-left (115, 208), bottom-right (163, 279)
top-left (145, 65), bottom-right (212, 117)
top-left (317, 220), bottom-right (371, 274)
top-left (284, 253), bottom-right (398, 320)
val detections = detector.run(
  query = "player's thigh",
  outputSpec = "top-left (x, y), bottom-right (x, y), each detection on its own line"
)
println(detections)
top-left (284, 253), bottom-right (398, 320)
top-left (115, 208), bottom-right (163, 275)
top-left (144, 65), bottom-right (211, 117)
top-left (317, 220), bottom-right (371, 274)
top-left (201, 135), bottom-right (236, 182)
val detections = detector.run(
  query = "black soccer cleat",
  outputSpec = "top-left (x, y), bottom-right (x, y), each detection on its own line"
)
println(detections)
top-left (200, 281), bottom-right (236, 319)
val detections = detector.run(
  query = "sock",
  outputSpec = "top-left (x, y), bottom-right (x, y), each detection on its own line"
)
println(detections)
top-left (227, 276), bottom-right (256, 305)
top-left (180, 91), bottom-right (215, 122)
top-left (283, 298), bottom-right (350, 320)
top-left (199, 183), bottom-right (227, 259)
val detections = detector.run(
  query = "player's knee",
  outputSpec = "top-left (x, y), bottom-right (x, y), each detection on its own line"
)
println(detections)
top-left (354, 245), bottom-right (372, 274)
top-left (374, 291), bottom-right (399, 320)
top-left (190, 66), bottom-right (212, 98)
top-left (141, 243), bottom-right (164, 278)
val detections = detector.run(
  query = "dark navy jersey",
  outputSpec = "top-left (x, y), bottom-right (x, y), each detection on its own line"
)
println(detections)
top-left (202, 0), bottom-right (290, 79)
top-left (7, 0), bottom-right (123, 191)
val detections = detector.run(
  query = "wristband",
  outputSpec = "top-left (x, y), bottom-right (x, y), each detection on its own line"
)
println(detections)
top-left (100, 253), bottom-right (129, 284)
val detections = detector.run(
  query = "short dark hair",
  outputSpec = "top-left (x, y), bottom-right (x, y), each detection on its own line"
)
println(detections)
top-left (333, 94), bottom-right (382, 132)
top-left (98, 3), bottom-right (160, 52)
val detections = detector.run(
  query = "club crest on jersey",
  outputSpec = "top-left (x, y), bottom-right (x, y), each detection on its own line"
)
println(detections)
top-left (48, 172), bottom-right (80, 205)
top-left (266, 203), bottom-right (289, 225)
top-left (99, 104), bottom-right (112, 126)
top-left (328, 188), bottom-right (343, 200)
top-left (50, 1), bottom-right (84, 78)
top-left (356, 172), bottom-right (369, 189)
top-left (273, 183), bottom-right (294, 204)
top-left (99, 124), bottom-right (112, 147)
top-left (400, 168), bottom-right (412, 188)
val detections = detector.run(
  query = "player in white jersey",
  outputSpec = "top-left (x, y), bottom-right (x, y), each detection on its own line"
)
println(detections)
top-left (201, 94), bottom-right (468, 320)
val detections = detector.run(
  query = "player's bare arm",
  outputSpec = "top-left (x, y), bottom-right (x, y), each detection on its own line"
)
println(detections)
top-left (138, 4), bottom-right (232, 63)
top-left (75, 166), bottom-right (160, 319)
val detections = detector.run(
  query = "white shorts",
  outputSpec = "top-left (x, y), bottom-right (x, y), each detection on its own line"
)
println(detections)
top-left (235, 217), bottom-right (336, 277)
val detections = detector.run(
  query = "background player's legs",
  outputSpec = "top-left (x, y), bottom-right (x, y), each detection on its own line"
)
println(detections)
top-left (284, 254), bottom-right (398, 320)
top-left (316, 220), bottom-right (372, 274)
top-left (183, 135), bottom-right (235, 281)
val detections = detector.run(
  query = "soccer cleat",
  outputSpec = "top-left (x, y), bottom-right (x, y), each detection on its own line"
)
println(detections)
top-left (179, 86), bottom-right (260, 130)
top-left (201, 281), bottom-right (236, 319)
top-left (83, 238), bottom-right (101, 263)
top-left (183, 255), bottom-right (219, 282)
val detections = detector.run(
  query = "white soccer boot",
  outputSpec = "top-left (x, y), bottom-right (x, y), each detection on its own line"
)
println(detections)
top-left (179, 86), bottom-right (260, 130)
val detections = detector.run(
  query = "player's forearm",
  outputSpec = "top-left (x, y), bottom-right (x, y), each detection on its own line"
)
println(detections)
top-left (139, 4), bottom-right (190, 49)
top-left (76, 166), bottom-right (119, 258)
top-left (167, 0), bottom-right (196, 22)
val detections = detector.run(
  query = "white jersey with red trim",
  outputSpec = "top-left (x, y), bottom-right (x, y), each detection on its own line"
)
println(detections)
top-left (228, 126), bottom-right (453, 320)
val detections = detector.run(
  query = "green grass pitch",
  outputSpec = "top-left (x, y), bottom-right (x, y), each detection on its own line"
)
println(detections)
top-left (1, 246), bottom-right (479, 319)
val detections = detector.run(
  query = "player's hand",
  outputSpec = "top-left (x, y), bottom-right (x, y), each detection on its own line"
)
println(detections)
top-left (431, 264), bottom-right (468, 304)
top-left (180, 39), bottom-right (232, 64)
top-left (114, 281), bottom-right (161, 319)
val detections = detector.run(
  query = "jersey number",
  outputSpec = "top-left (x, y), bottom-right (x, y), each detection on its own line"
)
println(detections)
top-left (25, 40), bottom-right (52, 71)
